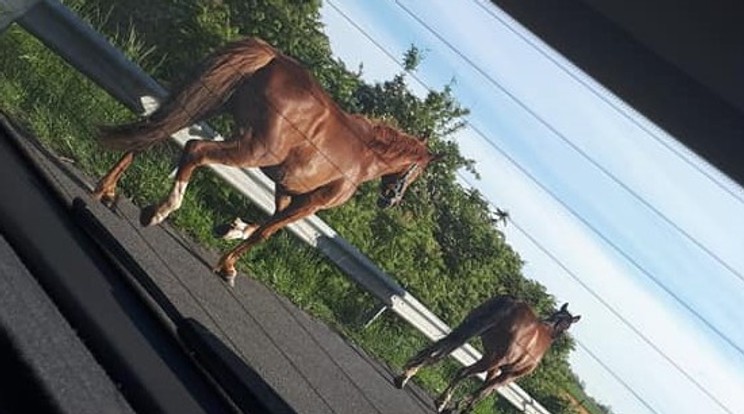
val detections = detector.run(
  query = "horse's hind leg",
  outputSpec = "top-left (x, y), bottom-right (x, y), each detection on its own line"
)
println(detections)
top-left (394, 343), bottom-right (438, 389)
top-left (454, 367), bottom-right (526, 414)
top-left (435, 357), bottom-right (497, 413)
top-left (92, 151), bottom-right (136, 207)
top-left (140, 138), bottom-right (246, 227)
top-left (394, 333), bottom-right (466, 389)
top-left (395, 320), bottom-right (482, 389)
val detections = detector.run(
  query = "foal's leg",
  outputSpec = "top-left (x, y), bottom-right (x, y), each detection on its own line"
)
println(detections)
top-left (214, 180), bottom-right (349, 285)
top-left (92, 151), bottom-right (136, 206)
top-left (140, 139), bottom-right (250, 226)
top-left (434, 357), bottom-right (498, 413)
top-left (454, 367), bottom-right (528, 414)
top-left (394, 335), bottom-right (464, 389)
top-left (395, 321), bottom-right (486, 389)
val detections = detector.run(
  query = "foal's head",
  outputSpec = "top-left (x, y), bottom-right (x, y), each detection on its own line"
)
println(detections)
top-left (545, 303), bottom-right (581, 337)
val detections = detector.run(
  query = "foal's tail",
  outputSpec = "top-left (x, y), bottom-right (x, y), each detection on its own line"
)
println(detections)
top-left (405, 296), bottom-right (516, 368)
top-left (99, 37), bottom-right (277, 151)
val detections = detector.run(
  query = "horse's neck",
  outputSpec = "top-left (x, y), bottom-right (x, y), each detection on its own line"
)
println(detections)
top-left (506, 322), bottom-right (552, 364)
top-left (368, 128), bottom-right (426, 170)
top-left (529, 324), bottom-right (556, 358)
top-left (539, 320), bottom-right (562, 341)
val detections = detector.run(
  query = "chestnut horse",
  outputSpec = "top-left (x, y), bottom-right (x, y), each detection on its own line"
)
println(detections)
top-left (92, 37), bottom-right (438, 285)
top-left (394, 295), bottom-right (580, 413)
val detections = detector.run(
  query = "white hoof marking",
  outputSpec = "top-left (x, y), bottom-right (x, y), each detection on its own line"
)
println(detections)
top-left (221, 217), bottom-right (257, 240)
top-left (154, 180), bottom-right (188, 224)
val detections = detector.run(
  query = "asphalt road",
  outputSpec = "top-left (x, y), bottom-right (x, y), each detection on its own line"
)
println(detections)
top-left (0, 116), bottom-right (436, 414)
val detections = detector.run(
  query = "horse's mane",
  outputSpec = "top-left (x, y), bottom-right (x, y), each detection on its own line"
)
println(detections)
top-left (351, 115), bottom-right (428, 160)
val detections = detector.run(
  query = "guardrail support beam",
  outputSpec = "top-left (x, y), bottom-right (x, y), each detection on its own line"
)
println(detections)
top-left (12, 0), bottom-right (163, 113)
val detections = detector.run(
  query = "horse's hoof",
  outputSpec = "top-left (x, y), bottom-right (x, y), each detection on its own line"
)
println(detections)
top-left (92, 188), bottom-right (116, 207)
top-left (101, 193), bottom-right (121, 209)
top-left (139, 204), bottom-right (160, 227)
top-left (101, 194), bottom-right (118, 209)
top-left (214, 266), bottom-right (237, 287)
top-left (393, 374), bottom-right (408, 389)
top-left (223, 273), bottom-right (236, 287)
top-left (213, 222), bottom-right (233, 239)
top-left (435, 396), bottom-right (451, 413)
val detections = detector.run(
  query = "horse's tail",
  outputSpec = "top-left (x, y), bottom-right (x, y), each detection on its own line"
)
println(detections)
top-left (405, 296), bottom-right (517, 368)
top-left (442, 297), bottom-right (516, 350)
top-left (99, 37), bottom-right (277, 151)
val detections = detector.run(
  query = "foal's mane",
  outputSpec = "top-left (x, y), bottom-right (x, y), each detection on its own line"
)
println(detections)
top-left (351, 114), bottom-right (428, 160)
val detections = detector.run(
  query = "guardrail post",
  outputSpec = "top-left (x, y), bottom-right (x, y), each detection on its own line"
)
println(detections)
top-left (362, 305), bottom-right (388, 329)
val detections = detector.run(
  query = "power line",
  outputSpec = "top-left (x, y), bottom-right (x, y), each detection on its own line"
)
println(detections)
top-left (327, 0), bottom-right (744, 359)
top-left (575, 340), bottom-right (660, 414)
top-left (468, 0), bottom-right (744, 207)
top-left (392, 0), bottom-right (744, 290)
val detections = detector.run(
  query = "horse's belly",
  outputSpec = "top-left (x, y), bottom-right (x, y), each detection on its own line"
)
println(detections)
top-left (261, 164), bottom-right (340, 195)
top-left (260, 165), bottom-right (283, 183)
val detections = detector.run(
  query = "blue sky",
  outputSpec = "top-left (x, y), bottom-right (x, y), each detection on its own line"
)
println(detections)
top-left (319, 1), bottom-right (744, 413)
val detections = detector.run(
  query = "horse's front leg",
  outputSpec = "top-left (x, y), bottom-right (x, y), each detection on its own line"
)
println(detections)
top-left (454, 367), bottom-right (526, 414)
top-left (92, 151), bottom-right (136, 207)
top-left (141, 139), bottom-right (243, 226)
top-left (435, 357), bottom-right (496, 413)
top-left (215, 180), bottom-right (350, 286)
top-left (215, 186), bottom-right (292, 241)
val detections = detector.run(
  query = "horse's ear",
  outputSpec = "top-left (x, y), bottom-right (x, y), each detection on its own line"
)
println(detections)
top-left (429, 152), bottom-right (445, 164)
top-left (560, 303), bottom-right (569, 312)
top-left (420, 127), bottom-right (434, 144)
top-left (572, 315), bottom-right (582, 323)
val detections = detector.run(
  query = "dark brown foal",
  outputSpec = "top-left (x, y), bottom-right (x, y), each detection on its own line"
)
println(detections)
top-left (394, 295), bottom-right (580, 413)
top-left (93, 37), bottom-right (438, 286)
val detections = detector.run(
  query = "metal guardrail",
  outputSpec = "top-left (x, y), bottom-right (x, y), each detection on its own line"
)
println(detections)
top-left (0, 1), bottom-right (550, 412)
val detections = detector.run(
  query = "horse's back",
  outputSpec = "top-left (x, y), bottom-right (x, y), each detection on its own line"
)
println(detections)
top-left (232, 51), bottom-right (359, 149)
top-left (464, 295), bottom-right (521, 323)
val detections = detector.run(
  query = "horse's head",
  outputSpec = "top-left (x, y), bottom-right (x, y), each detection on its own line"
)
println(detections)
top-left (546, 303), bottom-right (581, 337)
top-left (377, 162), bottom-right (421, 209)
top-left (377, 151), bottom-right (441, 209)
